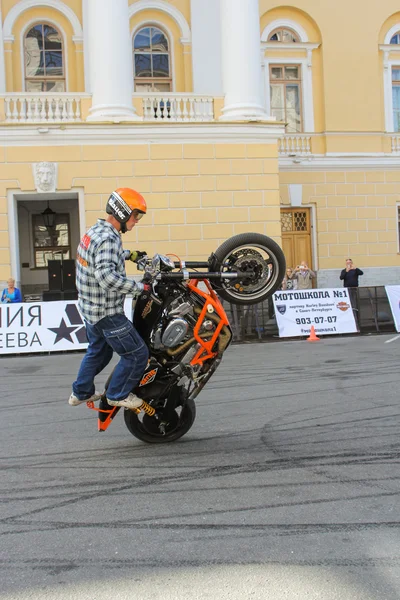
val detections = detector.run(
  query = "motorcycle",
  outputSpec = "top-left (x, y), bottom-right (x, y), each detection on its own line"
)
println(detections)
top-left (86, 233), bottom-right (286, 443)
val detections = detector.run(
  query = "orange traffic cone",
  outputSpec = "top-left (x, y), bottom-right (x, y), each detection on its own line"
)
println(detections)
top-left (307, 326), bottom-right (320, 342)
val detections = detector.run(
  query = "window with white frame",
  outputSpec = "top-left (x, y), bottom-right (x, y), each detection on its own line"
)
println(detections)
top-left (270, 64), bottom-right (302, 132)
top-left (392, 68), bottom-right (400, 132)
top-left (262, 21), bottom-right (318, 133)
top-left (133, 26), bottom-right (171, 92)
top-left (24, 23), bottom-right (65, 92)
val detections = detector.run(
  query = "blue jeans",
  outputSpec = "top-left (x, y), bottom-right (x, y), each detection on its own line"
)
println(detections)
top-left (72, 314), bottom-right (149, 402)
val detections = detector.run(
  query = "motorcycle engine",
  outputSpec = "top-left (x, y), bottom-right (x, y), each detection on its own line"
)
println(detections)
top-left (151, 295), bottom-right (215, 351)
top-left (161, 318), bottom-right (189, 348)
top-left (151, 297), bottom-right (194, 350)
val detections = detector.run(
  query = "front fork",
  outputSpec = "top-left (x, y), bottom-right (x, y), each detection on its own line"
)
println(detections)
top-left (87, 395), bottom-right (156, 432)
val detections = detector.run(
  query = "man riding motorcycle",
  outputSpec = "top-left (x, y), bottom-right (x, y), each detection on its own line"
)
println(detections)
top-left (68, 187), bottom-right (150, 411)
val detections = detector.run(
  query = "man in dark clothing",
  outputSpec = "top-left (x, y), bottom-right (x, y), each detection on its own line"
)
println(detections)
top-left (340, 258), bottom-right (364, 287)
top-left (340, 258), bottom-right (363, 328)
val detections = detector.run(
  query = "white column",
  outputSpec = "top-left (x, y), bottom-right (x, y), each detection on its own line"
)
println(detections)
top-left (191, 0), bottom-right (223, 95)
top-left (86, 0), bottom-right (139, 122)
top-left (219, 0), bottom-right (269, 121)
top-left (82, 0), bottom-right (91, 93)
top-left (0, 6), bottom-right (7, 93)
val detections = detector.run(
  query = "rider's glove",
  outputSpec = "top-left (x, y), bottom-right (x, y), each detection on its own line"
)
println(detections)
top-left (129, 250), bottom-right (147, 263)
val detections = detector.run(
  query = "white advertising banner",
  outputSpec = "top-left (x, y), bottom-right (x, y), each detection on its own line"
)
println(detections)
top-left (385, 285), bottom-right (400, 333)
top-left (272, 288), bottom-right (358, 338)
top-left (0, 299), bottom-right (133, 355)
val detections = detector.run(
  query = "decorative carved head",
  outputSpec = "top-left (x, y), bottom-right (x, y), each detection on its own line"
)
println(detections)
top-left (33, 162), bottom-right (57, 192)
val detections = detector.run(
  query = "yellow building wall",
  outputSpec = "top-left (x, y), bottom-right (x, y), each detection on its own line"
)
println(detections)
top-left (0, 141), bottom-right (281, 282)
top-left (280, 170), bottom-right (400, 269)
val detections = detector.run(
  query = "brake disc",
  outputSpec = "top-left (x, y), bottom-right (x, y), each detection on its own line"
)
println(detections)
top-left (226, 249), bottom-right (271, 292)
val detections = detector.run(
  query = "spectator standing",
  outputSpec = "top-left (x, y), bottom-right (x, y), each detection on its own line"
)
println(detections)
top-left (292, 262), bottom-right (316, 290)
top-left (282, 267), bottom-right (297, 290)
top-left (1, 278), bottom-right (22, 303)
top-left (340, 258), bottom-right (363, 288)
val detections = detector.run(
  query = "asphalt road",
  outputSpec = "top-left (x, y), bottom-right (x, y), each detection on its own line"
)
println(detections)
top-left (0, 334), bottom-right (399, 600)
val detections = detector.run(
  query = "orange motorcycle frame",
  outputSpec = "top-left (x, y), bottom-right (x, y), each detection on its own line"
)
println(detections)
top-left (87, 278), bottom-right (230, 432)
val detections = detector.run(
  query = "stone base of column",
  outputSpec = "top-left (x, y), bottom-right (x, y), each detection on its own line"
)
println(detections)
top-left (219, 102), bottom-right (272, 122)
top-left (86, 104), bottom-right (142, 123)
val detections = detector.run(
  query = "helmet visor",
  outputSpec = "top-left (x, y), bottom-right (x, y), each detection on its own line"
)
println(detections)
top-left (132, 209), bottom-right (145, 221)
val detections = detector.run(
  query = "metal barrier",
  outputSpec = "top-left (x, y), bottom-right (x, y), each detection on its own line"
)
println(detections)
top-left (224, 286), bottom-right (396, 342)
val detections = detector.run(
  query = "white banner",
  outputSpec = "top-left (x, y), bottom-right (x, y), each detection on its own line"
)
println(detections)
top-left (0, 298), bottom-right (133, 355)
top-left (385, 285), bottom-right (400, 333)
top-left (272, 288), bottom-right (358, 338)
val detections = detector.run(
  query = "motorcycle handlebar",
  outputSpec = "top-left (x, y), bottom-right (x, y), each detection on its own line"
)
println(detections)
top-left (172, 261), bottom-right (210, 268)
top-left (156, 272), bottom-right (242, 281)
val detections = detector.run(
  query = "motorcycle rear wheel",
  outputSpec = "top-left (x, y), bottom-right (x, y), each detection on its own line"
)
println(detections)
top-left (123, 398), bottom-right (196, 444)
top-left (210, 232), bottom-right (286, 305)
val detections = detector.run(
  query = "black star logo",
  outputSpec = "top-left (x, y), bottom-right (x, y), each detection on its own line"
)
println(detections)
top-left (48, 318), bottom-right (78, 344)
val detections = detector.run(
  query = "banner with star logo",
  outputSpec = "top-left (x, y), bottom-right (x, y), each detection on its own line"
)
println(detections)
top-left (0, 299), bottom-right (133, 354)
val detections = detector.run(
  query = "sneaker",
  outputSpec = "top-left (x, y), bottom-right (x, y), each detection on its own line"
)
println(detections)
top-left (68, 391), bottom-right (102, 406)
top-left (107, 393), bottom-right (143, 410)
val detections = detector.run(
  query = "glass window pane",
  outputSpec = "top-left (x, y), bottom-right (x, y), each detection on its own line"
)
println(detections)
top-left (34, 224), bottom-right (51, 247)
top-left (282, 29), bottom-right (298, 43)
top-left (35, 249), bottom-right (70, 268)
top-left (286, 85), bottom-right (301, 132)
top-left (151, 28), bottom-right (168, 52)
top-left (393, 69), bottom-right (400, 82)
top-left (135, 54), bottom-right (151, 77)
top-left (286, 85), bottom-right (300, 110)
top-left (134, 28), bottom-right (151, 51)
top-left (153, 81), bottom-right (172, 92)
top-left (152, 54), bottom-right (169, 78)
top-left (46, 80), bottom-right (65, 92)
top-left (45, 51), bottom-right (63, 76)
top-left (286, 111), bottom-right (301, 133)
top-left (26, 25), bottom-right (44, 49)
top-left (269, 32), bottom-right (279, 41)
top-left (25, 49), bottom-right (44, 77)
top-left (391, 33), bottom-right (400, 45)
top-left (44, 25), bottom-right (62, 50)
top-left (270, 67), bottom-right (283, 80)
top-left (270, 84), bottom-right (284, 110)
top-left (285, 66), bottom-right (299, 80)
top-left (271, 107), bottom-right (285, 123)
top-left (394, 111), bottom-right (400, 132)
top-left (26, 80), bottom-right (46, 92)
top-left (135, 82), bottom-right (154, 92)
top-left (392, 86), bottom-right (400, 110)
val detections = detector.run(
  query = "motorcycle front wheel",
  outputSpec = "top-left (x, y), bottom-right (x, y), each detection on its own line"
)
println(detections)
top-left (123, 398), bottom-right (196, 444)
top-left (210, 232), bottom-right (286, 305)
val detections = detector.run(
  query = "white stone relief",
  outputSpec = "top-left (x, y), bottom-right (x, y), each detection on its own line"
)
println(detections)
top-left (33, 162), bottom-right (58, 193)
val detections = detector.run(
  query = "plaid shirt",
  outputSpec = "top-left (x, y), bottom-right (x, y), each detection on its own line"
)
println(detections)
top-left (76, 219), bottom-right (141, 324)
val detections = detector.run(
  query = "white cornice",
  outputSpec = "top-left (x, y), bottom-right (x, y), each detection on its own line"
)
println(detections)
top-left (3, 0), bottom-right (83, 42)
top-left (262, 42), bottom-right (319, 52)
top-left (0, 123), bottom-right (285, 146)
top-left (280, 155), bottom-right (400, 171)
top-left (379, 44), bottom-right (400, 53)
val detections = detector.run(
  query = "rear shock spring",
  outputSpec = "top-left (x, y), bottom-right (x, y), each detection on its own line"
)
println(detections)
top-left (138, 400), bottom-right (156, 417)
